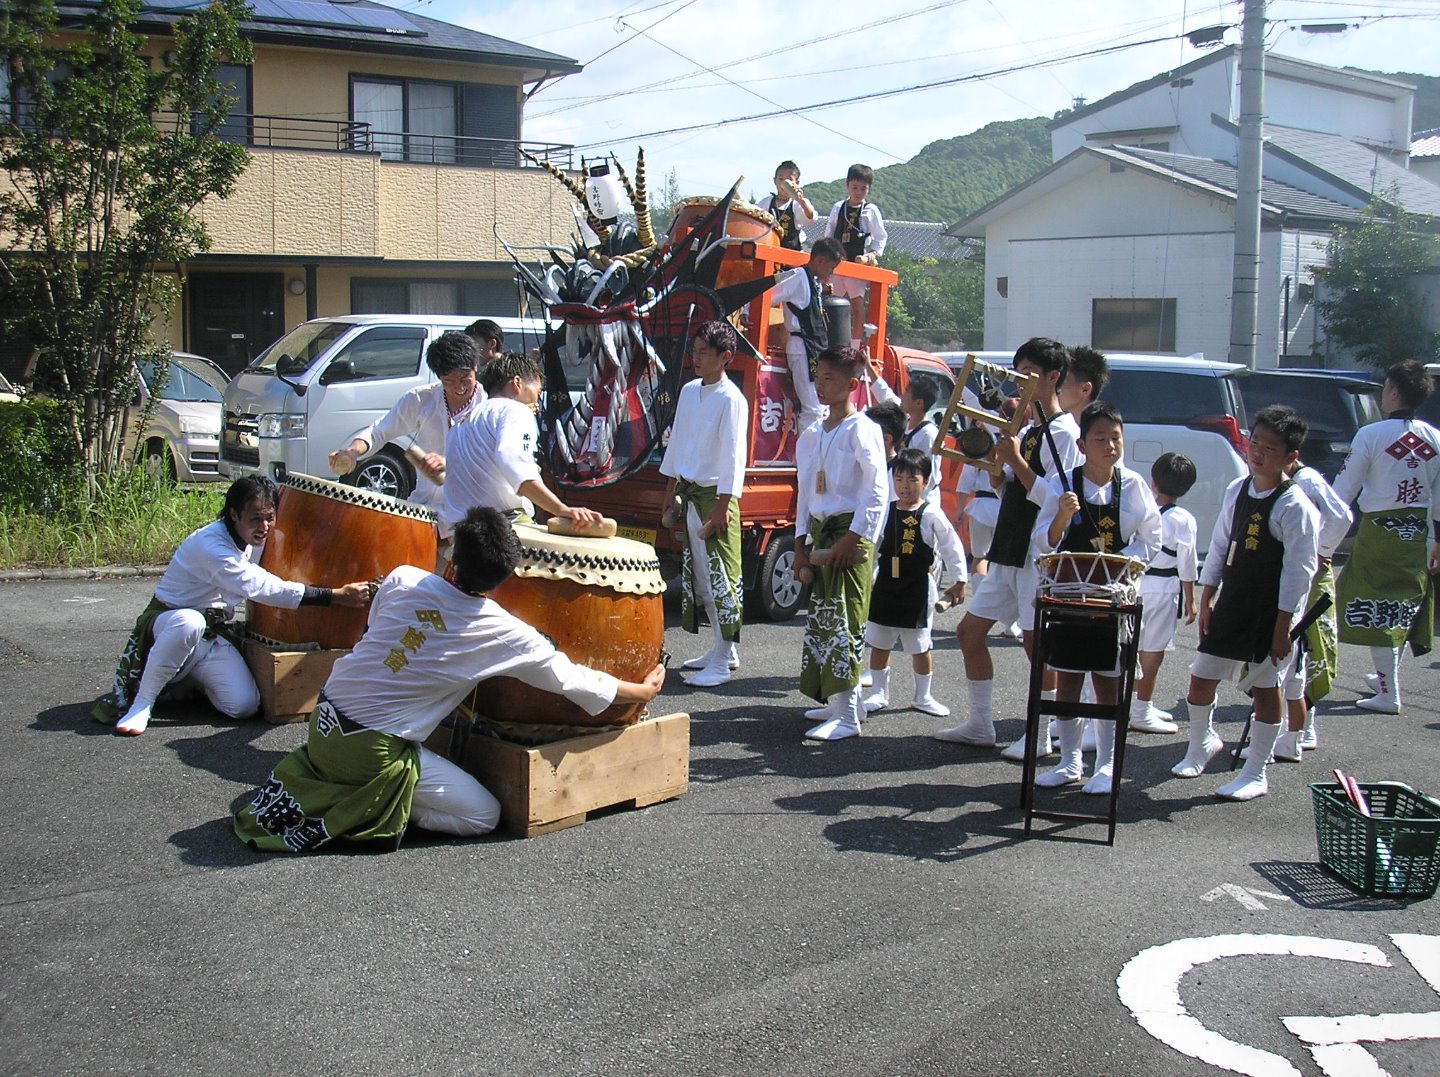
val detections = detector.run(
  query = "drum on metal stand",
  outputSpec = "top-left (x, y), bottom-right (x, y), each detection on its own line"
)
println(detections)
top-left (250, 473), bottom-right (437, 650)
top-left (479, 523), bottom-right (666, 729)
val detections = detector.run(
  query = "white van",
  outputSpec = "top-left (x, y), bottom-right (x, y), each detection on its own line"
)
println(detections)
top-left (935, 350), bottom-right (1249, 553)
top-left (218, 314), bottom-right (550, 498)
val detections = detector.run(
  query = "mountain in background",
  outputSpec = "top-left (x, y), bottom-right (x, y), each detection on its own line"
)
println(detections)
top-left (795, 70), bottom-right (1439, 228)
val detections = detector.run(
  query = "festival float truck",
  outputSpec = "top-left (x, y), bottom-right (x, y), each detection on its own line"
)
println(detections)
top-left (506, 152), bottom-right (963, 621)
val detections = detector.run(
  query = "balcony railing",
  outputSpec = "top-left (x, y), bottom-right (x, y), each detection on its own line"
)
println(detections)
top-left (156, 111), bottom-right (574, 169)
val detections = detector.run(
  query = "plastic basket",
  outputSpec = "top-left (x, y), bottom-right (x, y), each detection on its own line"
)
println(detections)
top-left (1310, 781), bottom-right (1440, 899)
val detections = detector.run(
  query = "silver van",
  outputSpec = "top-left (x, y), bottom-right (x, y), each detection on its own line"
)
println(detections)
top-left (219, 315), bottom-right (549, 498)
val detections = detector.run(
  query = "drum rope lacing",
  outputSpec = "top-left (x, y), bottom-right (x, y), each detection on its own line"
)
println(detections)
top-left (280, 473), bottom-right (437, 523)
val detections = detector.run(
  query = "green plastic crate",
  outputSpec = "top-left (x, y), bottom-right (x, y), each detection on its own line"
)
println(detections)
top-left (1310, 781), bottom-right (1440, 899)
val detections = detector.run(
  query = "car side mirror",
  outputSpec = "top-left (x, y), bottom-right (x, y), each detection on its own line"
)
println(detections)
top-left (320, 358), bottom-right (356, 385)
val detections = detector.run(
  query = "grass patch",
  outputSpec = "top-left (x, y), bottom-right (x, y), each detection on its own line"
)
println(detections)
top-left (0, 470), bottom-right (224, 570)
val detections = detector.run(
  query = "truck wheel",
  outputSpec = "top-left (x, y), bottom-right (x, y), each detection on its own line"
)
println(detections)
top-left (753, 530), bottom-right (807, 622)
top-left (349, 450), bottom-right (412, 500)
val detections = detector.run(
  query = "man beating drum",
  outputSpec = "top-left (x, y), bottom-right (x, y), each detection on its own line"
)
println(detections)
top-left (234, 506), bottom-right (666, 852)
top-left (440, 351), bottom-right (604, 538)
top-left (327, 331), bottom-right (490, 511)
top-left (93, 476), bottom-right (374, 736)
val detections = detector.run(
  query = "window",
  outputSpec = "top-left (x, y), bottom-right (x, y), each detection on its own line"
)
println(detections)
top-left (1092, 298), bottom-right (1177, 352)
top-left (351, 76), bottom-right (517, 165)
top-left (332, 327), bottom-right (427, 381)
top-left (352, 278), bottom-right (518, 316)
top-left (197, 63), bottom-right (251, 144)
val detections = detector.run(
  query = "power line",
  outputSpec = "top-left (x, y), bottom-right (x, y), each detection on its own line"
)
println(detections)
top-left (617, 17), bottom-right (903, 161)
top-left (568, 32), bottom-right (1186, 151)
top-left (532, 0), bottom-right (974, 118)
top-left (577, 0), bottom-right (704, 70)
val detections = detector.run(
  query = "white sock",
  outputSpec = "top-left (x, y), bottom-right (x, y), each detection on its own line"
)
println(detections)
top-left (1172, 700), bottom-right (1220, 777)
top-left (1036, 718), bottom-right (1084, 786)
top-left (1217, 721), bottom-right (1280, 800)
top-left (1369, 644), bottom-right (1401, 703)
top-left (871, 668), bottom-right (890, 698)
top-left (969, 678), bottom-right (994, 724)
top-left (911, 671), bottom-right (933, 700)
top-left (116, 698), bottom-right (155, 736)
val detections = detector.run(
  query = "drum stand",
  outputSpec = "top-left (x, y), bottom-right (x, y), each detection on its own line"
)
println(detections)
top-left (1020, 598), bottom-right (1143, 845)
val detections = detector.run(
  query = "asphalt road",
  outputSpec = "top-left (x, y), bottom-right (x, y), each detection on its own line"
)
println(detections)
top-left (2, 576), bottom-right (1438, 1077)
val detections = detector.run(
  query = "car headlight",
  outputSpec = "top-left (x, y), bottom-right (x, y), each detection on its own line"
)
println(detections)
top-left (258, 413), bottom-right (307, 438)
top-left (178, 414), bottom-right (220, 436)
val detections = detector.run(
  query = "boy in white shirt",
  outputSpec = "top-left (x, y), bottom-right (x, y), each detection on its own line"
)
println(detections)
top-left (1333, 359), bottom-right (1440, 714)
top-left (440, 352), bottom-right (602, 538)
top-left (235, 507), bottom-right (666, 852)
top-left (1029, 401), bottom-right (1161, 794)
top-left (1131, 453), bottom-right (1199, 734)
top-left (1173, 405), bottom-right (1320, 802)
top-left (660, 321), bottom-right (749, 687)
top-left (794, 348), bottom-right (890, 742)
top-left (862, 449), bottom-right (968, 717)
top-left (755, 159), bottom-right (818, 251)
top-left (770, 237), bottom-right (844, 431)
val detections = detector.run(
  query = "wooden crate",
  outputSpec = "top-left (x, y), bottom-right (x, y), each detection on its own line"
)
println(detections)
top-left (241, 638), bottom-right (347, 725)
top-left (425, 712), bottom-right (690, 837)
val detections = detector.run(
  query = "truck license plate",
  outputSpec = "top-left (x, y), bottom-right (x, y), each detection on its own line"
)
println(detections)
top-left (616, 525), bottom-right (657, 546)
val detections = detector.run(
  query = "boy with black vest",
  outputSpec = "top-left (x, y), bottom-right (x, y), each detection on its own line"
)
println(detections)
top-left (862, 448), bottom-right (969, 717)
top-left (1173, 404), bottom-right (1320, 801)
top-left (769, 237), bottom-right (844, 431)
top-left (934, 338), bottom-right (1081, 749)
top-left (1028, 401), bottom-right (1161, 794)
top-left (756, 160), bottom-right (818, 251)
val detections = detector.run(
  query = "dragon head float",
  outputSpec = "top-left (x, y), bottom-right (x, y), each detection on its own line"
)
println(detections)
top-left (503, 149), bottom-right (781, 491)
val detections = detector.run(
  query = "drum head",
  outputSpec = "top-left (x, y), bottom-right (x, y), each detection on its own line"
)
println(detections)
top-left (511, 523), bottom-right (665, 595)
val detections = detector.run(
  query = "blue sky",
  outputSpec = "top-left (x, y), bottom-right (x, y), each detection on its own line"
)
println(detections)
top-left (387, 0), bottom-right (1439, 208)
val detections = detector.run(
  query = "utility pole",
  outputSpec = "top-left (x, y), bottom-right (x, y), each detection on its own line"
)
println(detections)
top-left (1229, 0), bottom-right (1265, 369)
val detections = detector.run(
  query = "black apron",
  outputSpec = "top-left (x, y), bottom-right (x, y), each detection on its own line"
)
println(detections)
top-left (1201, 478), bottom-right (1290, 662)
top-left (985, 413), bottom-right (1061, 568)
top-left (838, 201), bottom-right (870, 260)
top-left (771, 199), bottom-right (801, 250)
top-left (1047, 468), bottom-right (1125, 671)
top-left (867, 502), bottom-right (935, 630)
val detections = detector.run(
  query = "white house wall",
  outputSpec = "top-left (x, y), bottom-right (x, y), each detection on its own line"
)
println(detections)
top-left (979, 164), bottom-right (1330, 365)
top-left (1053, 52), bottom-right (1411, 166)
top-left (1051, 56), bottom-right (1237, 161)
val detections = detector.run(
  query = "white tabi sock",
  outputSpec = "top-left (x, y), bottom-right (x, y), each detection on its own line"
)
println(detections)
top-left (1002, 689), bottom-right (1053, 760)
top-left (934, 679), bottom-right (995, 744)
top-left (1036, 718), bottom-right (1084, 786)
top-left (1360, 645), bottom-right (1402, 712)
top-left (911, 671), bottom-right (949, 716)
top-left (864, 667), bottom-right (890, 713)
top-left (1299, 707), bottom-right (1319, 750)
top-left (1083, 720), bottom-right (1117, 795)
top-left (1172, 700), bottom-right (1222, 778)
top-left (1217, 720), bottom-right (1280, 801)
top-left (115, 698), bottom-right (155, 737)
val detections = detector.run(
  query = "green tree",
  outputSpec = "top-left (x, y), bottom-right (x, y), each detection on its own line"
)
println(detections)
top-left (881, 251), bottom-right (984, 350)
top-left (647, 166), bottom-right (681, 238)
top-left (0, 0), bottom-right (253, 492)
top-left (1312, 195), bottom-right (1439, 370)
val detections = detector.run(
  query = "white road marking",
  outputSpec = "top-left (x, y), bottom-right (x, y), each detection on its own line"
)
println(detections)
top-left (1199, 883), bottom-right (1291, 910)
top-left (1117, 933), bottom-right (1391, 1077)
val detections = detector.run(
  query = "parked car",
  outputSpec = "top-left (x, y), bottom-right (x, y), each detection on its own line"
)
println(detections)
top-left (1234, 368), bottom-right (1381, 480)
top-left (219, 315), bottom-right (550, 498)
top-left (0, 370), bottom-right (21, 403)
top-left (938, 351), bottom-right (1249, 555)
top-left (131, 351), bottom-right (229, 482)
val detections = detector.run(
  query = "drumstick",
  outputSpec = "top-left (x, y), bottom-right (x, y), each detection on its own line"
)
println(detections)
top-left (546, 516), bottom-right (619, 539)
top-left (404, 442), bottom-right (444, 482)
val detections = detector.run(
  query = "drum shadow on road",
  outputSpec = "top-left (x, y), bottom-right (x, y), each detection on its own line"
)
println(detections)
top-left (773, 778), bottom-right (1025, 863)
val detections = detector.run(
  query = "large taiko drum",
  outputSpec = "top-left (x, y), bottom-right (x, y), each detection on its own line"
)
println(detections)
top-left (482, 524), bottom-right (666, 727)
top-left (250, 473), bottom-right (437, 650)
top-left (668, 195), bottom-right (780, 293)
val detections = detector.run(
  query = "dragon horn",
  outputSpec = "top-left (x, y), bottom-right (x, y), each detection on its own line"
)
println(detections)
top-left (633, 147), bottom-right (655, 248)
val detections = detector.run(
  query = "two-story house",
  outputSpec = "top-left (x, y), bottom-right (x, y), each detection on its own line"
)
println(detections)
top-left (9, 0), bottom-right (584, 377)
top-left (949, 46), bottom-right (1440, 365)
